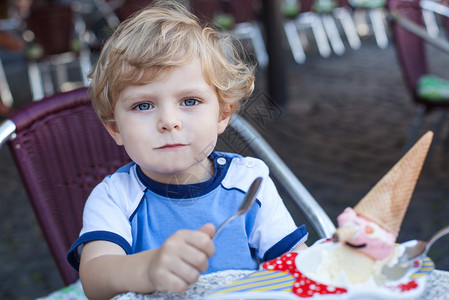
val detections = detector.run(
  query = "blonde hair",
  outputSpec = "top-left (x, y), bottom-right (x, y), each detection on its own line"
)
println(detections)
top-left (89, 0), bottom-right (255, 123)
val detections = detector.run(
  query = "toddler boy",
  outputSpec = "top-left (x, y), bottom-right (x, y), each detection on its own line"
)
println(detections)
top-left (67, 1), bottom-right (308, 299)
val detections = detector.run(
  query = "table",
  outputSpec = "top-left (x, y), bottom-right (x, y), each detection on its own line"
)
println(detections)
top-left (112, 269), bottom-right (449, 300)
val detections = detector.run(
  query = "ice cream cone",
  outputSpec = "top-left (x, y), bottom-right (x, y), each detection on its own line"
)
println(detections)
top-left (354, 131), bottom-right (433, 237)
top-left (332, 225), bottom-right (358, 242)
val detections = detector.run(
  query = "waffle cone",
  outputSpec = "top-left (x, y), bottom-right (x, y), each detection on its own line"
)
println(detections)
top-left (354, 131), bottom-right (433, 237)
top-left (332, 225), bottom-right (358, 243)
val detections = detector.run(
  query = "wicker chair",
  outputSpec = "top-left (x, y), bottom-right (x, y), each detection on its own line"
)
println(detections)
top-left (0, 88), bottom-right (130, 284)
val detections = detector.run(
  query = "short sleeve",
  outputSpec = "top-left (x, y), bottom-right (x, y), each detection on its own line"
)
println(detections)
top-left (66, 166), bottom-right (145, 270)
top-left (246, 169), bottom-right (308, 259)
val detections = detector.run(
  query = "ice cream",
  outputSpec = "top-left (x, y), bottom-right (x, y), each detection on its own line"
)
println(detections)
top-left (315, 131), bottom-right (433, 286)
top-left (333, 207), bottom-right (396, 260)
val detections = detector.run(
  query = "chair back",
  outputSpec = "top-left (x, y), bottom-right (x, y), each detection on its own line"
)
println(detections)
top-left (445, 14), bottom-right (449, 38)
top-left (190, 0), bottom-right (260, 24)
top-left (388, 0), bottom-right (428, 103)
top-left (300, 0), bottom-right (315, 13)
top-left (190, 0), bottom-right (222, 23)
top-left (115, 0), bottom-right (153, 21)
top-left (227, 0), bottom-right (260, 24)
top-left (25, 3), bottom-right (75, 56)
top-left (5, 88), bottom-right (130, 284)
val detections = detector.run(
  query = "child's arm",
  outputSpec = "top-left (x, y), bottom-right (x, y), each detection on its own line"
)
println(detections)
top-left (79, 223), bottom-right (215, 300)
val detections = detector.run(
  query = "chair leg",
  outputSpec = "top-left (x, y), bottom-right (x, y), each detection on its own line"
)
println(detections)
top-left (0, 58), bottom-right (13, 108)
top-left (403, 105), bottom-right (427, 154)
top-left (79, 49), bottom-right (92, 86)
top-left (429, 109), bottom-right (448, 155)
top-left (233, 22), bottom-right (269, 68)
top-left (444, 112), bottom-right (449, 150)
top-left (308, 14), bottom-right (332, 58)
top-left (321, 13), bottom-right (345, 55)
top-left (92, 0), bottom-right (121, 27)
top-left (420, 0), bottom-right (449, 37)
top-left (368, 8), bottom-right (388, 49)
top-left (248, 23), bottom-right (269, 68)
top-left (28, 62), bottom-right (45, 101)
top-left (41, 62), bottom-right (55, 97)
top-left (334, 7), bottom-right (361, 50)
top-left (54, 63), bottom-right (69, 91)
top-left (422, 9), bottom-right (440, 38)
top-left (284, 20), bottom-right (307, 64)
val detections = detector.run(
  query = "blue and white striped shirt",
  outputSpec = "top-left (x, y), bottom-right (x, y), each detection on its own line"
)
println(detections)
top-left (67, 151), bottom-right (308, 273)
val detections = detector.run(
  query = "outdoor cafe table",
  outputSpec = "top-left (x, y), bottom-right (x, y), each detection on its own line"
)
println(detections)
top-left (112, 269), bottom-right (449, 300)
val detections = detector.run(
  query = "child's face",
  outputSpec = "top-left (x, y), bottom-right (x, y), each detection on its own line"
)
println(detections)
top-left (105, 56), bottom-right (231, 184)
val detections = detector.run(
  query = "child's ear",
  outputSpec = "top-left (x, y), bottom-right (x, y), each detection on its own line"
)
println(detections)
top-left (104, 121), bottom-right (124, 146)
top-left (218, 103), bottom-right (234, 134)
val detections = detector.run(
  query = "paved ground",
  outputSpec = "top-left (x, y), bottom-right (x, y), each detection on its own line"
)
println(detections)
top-left (1, 34), bottom-right (449, 299)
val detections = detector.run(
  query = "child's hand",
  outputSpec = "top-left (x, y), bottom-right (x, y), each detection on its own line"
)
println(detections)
top-left (79, 224), bottom-right (215, 298)
top-left (145, 223), bottom-right (215, 293)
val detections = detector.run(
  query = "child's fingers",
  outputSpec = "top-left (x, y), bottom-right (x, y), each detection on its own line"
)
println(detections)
top-left (171, 255), bottom-right (202, 284)
top-left (179, 242), bottom-right (210, 272)
top-left (198, 223), bottom-right (215, 237)
top-left (163, 229), bottom-right (214, 265)
top-left (149, 245), bottom-right (200, 292)
top-left (156, 268), bottom-right (190, 293)
top-left (189, 227), bottom-right (215, 258)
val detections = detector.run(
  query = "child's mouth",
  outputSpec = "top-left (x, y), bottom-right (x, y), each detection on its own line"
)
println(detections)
top-left (156, 144), bottom-right (187, 150)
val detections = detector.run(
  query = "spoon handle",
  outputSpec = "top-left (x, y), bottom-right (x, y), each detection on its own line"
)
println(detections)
top-left (212, 214), bottom-right (239, 240)
top-left (426, 225), bottom-right (449, 254)
top-left (211, 177), bottom-right (263, 240)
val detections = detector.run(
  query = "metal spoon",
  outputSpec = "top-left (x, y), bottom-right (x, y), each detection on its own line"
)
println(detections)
top-left (212, 177), bottom-right (263, 240)
top-left (397, 224), bottom-right (449, 265)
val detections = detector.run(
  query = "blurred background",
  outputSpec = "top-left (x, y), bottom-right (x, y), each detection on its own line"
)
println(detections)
top-left (1, 0), bottom-right (449, 299)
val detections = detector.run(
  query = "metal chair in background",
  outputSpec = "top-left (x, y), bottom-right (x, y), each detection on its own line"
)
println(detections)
top-left (226, 0), bottom-right (269, 68)
top-left (190, 0), bottom-right (269, 68)
top-left (350, 0), bottom-right (389, 49)
top-left (0, 87), bottom-right (335, 287)
top-left (283, 0), bottom-right (332, 63)
top-left (0, 17), bottom-right (25, 113)
top-left (0, 58), bottom-right (13, 114)
top-left (388, 0), bottom-right (449, 151)
top-left (312, 0), bottom-right (347, 56)
top-left (333, 0), bottom-right (362, 50)
top-left (283, 0), bottom-right (360, 64)
top-left (420, 0), bottom-right (449, 38)
top-left (24, 2), bottom-right (92, 101)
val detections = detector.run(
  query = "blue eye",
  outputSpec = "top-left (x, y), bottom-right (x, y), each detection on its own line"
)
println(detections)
top-left (182, 98), bottom-right (199, 106)
top-left (135, 103), bottom-right (152, 110)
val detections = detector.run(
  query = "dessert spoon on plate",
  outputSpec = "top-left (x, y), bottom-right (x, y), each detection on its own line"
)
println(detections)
top-left (382, 225), bottom-right (449, 279)
top-left (395, 224), bottom-right (449, 266)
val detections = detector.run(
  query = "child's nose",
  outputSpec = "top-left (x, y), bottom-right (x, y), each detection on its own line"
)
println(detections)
top-left (157, 111), bottom-right (181, 132)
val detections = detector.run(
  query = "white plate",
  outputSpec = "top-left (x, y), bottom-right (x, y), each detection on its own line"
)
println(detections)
top-left (291, 238), bottom-right (433, 299)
